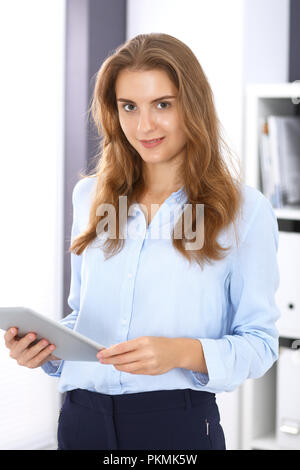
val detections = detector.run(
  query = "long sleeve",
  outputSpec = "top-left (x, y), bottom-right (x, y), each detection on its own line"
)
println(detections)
top-left (41, 183), bottom-right (82, 377)
top-left (191, 194), bottom-right (281, 392)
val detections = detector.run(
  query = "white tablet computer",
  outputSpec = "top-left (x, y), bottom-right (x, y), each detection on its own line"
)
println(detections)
top-left (0, 307), bottom-right (107, 361)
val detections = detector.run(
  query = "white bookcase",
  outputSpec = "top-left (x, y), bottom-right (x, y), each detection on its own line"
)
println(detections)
top-left (241, 82), bottom-right (300, 450)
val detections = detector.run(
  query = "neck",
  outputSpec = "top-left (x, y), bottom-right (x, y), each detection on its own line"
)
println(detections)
top-left (142, 168), bottom-right (183, 196)
top-left (144, 183), bottom-right (183, 196)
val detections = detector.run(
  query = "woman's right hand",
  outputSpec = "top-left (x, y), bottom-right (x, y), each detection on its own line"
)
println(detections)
top-left (4, 327), bottom-right (60, 368)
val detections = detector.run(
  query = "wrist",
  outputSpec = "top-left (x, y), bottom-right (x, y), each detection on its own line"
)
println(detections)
top-left (174, 337), bottom-right (208, 373)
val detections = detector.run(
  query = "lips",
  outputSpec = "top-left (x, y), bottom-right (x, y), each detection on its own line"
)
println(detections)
top-left (139, 137), bottom-right (165, 148)
top-left (140, 137), bottom-right (165, 143)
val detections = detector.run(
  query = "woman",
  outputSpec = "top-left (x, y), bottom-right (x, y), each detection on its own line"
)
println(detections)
top-left (4, 33), bottom-right (280, 450)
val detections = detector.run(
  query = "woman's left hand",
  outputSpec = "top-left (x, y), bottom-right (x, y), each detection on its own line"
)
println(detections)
top-left (96, 336), bottom-right (180, 375)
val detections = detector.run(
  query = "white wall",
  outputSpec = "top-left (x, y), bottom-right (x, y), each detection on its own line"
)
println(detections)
top-left (0, 0), bottom-right (66, 449)
top-left (243, 0), bottom-right (290, 84)
top-left (127, 0), bottom-right (290, 450)
top-left (127, 0), bottom-right (244, 169)
top-left (241, 0), bottom-right (290, 181)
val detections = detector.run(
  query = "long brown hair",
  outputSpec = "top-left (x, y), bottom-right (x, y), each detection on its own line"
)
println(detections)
top-left (70, 33), bottom-right (243, 269)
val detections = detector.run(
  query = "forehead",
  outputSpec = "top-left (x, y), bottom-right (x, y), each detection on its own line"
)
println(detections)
top-left (115, 69), bottom-right (177, 100)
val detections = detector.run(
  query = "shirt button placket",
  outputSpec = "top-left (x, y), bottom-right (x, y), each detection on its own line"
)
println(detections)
top-left (120, 239), bottom-right (144, 341)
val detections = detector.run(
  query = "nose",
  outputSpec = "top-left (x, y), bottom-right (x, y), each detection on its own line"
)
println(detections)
top-left (137, 108), bottom-right (156, 133)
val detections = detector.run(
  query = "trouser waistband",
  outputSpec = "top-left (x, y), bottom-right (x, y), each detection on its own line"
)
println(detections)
top-left (68, 388), bottom-right (216, 415)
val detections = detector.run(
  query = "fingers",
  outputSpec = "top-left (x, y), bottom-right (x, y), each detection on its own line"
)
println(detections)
top-left (99, 350), bottom-right (142, 365)
top-left (23, 343), bottom-right (57, 368)
top-left (4, 327), bottom-right (19, 348)
top-left (4, 327), bottom-right (56, 369)
top-left (9, 331), bottom-right (39, 359)
top-left (20, 338), bottom-right (55, 365)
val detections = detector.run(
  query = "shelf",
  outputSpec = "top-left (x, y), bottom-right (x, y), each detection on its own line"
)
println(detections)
top-left (251, 432), bottom-right (280, 450)
top-left (246, 82), bottom-right (300, 99)
top-left (278, 329), bottom-right (300, 341)
top-left (244, 82), bottom-right (300, 189)
top-left (243, 82), bottom-right (300, 451)
top-left (275, 207), bottom-right (300, 220)
top-left (251, 432), bottom-right (300, 451)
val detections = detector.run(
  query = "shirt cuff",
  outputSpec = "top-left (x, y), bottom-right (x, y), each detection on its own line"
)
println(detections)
top-left (40, 359), bottom-right (64, 377)
top-left (191, 338), bottom-right (227, 388)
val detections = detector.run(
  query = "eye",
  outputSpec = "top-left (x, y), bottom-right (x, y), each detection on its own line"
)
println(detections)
top-left (157, 101), bottom-right (170, 110)
top-left (121, 101), bottom-right (171, 112)
top-left (122, 103), bottom-right (136, 112)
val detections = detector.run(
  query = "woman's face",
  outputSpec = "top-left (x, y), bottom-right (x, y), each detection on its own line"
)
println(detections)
top-left (115, 68), bottom-right (187, 167)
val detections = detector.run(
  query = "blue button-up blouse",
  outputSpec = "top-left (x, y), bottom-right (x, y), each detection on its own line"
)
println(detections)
top-left (41, 176), bottom-right (280, 395)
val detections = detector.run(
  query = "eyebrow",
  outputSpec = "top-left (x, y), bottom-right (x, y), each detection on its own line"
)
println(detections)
top-left (117, 95), bottom-right (176, 104)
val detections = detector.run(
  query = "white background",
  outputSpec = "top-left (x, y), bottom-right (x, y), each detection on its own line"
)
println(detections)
top-left (0, 0), bottom-right (66, 449)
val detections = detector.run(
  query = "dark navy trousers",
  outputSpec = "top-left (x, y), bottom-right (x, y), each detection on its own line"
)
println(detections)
top-left (57, 388), bottom-right (226, 450)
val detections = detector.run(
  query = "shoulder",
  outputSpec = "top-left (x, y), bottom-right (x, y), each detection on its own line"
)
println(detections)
top-left (238, 184), bottom-right (264, 232)
top-left (234, 183), bottom-right (278, 246)
top-left (219, 183), bottom-right (277, 251)
top-left (72, 175), bottom-right (97, 206)
top-left (71, 175), bottom-right (97, 230)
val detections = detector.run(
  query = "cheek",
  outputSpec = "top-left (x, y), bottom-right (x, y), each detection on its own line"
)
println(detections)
top-left (175, 128), bottom-right (188, 145)
top-left (119, 118), bottom-right (134, 138)
top-left (159, 117), bottom-right (186, 144)
top-left (157, 114), bottom-right (173, 129)
top-left (158, 113), bottom-right (183, 135)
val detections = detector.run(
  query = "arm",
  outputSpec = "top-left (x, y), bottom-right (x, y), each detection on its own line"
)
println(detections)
top-left (174, 338), bottom-right (208, 374)
top-left (186, 194), bottom-right (280, 391)
top-left (40, 183), bottom-right (83, 377)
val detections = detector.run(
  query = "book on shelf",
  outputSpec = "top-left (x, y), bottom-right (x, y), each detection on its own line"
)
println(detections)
top-left (259, 115), bottom-right (300, 209)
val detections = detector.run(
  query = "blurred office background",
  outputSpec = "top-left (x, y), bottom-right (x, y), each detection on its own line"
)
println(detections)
top-left (0, 0), bottom-right (299, 450)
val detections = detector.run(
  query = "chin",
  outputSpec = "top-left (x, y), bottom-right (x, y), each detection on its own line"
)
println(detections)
top-left (141, 154), bottom-right (168, 163)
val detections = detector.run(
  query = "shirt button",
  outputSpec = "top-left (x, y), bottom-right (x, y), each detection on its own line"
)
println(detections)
top-left (128, 273), bottom-right (133, 278)
top-left (122, 319), bottom-right (126, 324)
